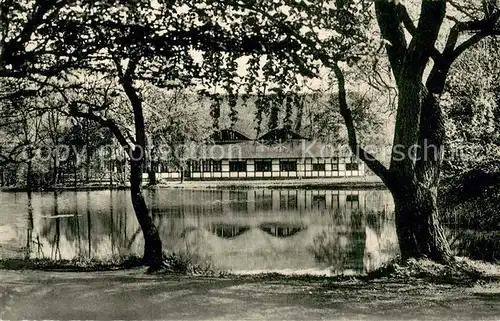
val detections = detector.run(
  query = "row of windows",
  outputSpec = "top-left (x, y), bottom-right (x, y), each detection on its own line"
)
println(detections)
top-left (189, 160), bottom-right (359, 173)
top-left (191, 160), bottom-right (222, 172)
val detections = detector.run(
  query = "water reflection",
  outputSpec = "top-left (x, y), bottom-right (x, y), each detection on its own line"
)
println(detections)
top-left (0, 188), bottom-right (401, 275)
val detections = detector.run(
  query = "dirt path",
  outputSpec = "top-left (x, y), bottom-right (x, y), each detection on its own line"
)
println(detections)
top-left (1, 269), bottom-right (500, 320)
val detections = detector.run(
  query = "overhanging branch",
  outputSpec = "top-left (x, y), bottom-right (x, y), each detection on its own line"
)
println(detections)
top-left (66, 104), bottom-right (133, 152)
top-left (451, 31), bottom-right (492, 61)
top-left (332, 63), bottom-right (390, 184)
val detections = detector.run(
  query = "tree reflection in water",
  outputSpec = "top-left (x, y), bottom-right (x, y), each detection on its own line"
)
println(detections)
top-left (24, 191), bottom-right (43, 259)
top-left (37, 192), bottom-right (63, 260)
top-left (31, 191), bottom-right (138, 260)
top-left (310, 230), bottom-right (350, 274)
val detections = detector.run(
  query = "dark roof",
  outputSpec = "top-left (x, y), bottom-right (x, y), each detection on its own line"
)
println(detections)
top-left (212, 129), bottom-right (251, 143)
top-left (258, 128), bottom-right (308, 142)
top-left (185, 140), bottom-right (353, 159)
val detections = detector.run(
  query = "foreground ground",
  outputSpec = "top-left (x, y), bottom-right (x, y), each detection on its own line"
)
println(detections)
top-left (1, 269), bottom-right (500, 320)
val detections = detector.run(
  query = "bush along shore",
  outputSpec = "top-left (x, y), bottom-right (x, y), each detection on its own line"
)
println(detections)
top-left (440, 161), bottom-right (500, 263)
top-left (1, 253), bottom-right (500, 286)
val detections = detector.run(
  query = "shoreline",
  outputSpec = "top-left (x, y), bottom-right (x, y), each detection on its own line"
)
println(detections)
top-left (0, 176), bottom-right (386, 192)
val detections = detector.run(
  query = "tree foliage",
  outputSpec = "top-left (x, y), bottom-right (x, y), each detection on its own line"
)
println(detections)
top-left (442, 37), bottom-right (500, 175)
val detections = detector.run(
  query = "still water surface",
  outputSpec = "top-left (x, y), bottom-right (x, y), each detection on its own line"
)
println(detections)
top-left (0, 188), bottom-right (398, 275)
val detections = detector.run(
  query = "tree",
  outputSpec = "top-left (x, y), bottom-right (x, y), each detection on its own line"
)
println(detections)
top-left (2, 0), bottom-right (295, 269)
top-left (62, 71), bottom-right (166, 269)
top-left (19, 0), bottom-right (291, 269)
top-left (365, 0), bottom-right (499, 262)
top-left (0, 0), bottom-right (391, 267)
top-left (0, 80), bottom-right (44, 189)
top-left (211, 0), bottom-right (499, 262)
top-left (42, 107), bottom-right (72, 186)
top-left (4, 0), bottom-right (498, 268)
top-left (0, 0), bottom-right (111, 187)
top-left (0, 0), bottom-right (106, 78)
top-left (143, 86), bottom-right (212, 184)
top-left (60, 116), bottom-right (115, 186)
top-left (304, 91), bottom-right (389, 149)
top-left (53, 0), bottom-right (315, 269)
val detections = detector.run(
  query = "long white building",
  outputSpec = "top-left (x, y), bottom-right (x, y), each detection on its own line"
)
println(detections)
top-left (154, 128), bottom-right (365, 181)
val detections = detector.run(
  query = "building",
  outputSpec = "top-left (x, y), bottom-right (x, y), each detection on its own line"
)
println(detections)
top-left (155, 128), bottom-right (365, 181)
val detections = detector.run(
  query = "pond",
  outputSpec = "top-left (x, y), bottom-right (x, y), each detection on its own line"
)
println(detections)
top-left (0, 188), bottom-right (400, 275)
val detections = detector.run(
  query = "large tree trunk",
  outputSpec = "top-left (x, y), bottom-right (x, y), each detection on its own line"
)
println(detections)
top-left (388, 74), bottom-right (451, 263)
top-left (70, 65), bottom-right (164, 269)
top-left (368, 0), bottom-right (499, 263)
top-left (390, 181), bottom-right (451, 262)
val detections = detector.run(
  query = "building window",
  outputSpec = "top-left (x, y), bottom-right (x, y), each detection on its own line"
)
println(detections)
top-left (202, 160), bottom-right (211, 172)
top-left (331, 158), bottom-right (339, 171)
top-left (255, 160), bottom-right (272, 172)
top-left (280, 160), bottom-right (297, 172)
top-left (346, 162), bottom-right (359, 171)
top-left (312, 163), bottom-right (325, 171)
top-left (212, 160), bottom-right (222, 172)
top-left (229, 160), bottom-right (247, 172)
top-left (191, 160), bottom-right (201, 172)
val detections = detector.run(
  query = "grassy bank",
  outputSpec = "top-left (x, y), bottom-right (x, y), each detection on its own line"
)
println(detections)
top-left (2, 253), bottom-right (500, 287)
top-left (0, 256), bottom-right (144, 272)
top-left (153, 176), bottom-right (385, 190)
top-left (1, 176), bottom-right (385, 192)
top-left (0, 251), bottom-right (224, 276)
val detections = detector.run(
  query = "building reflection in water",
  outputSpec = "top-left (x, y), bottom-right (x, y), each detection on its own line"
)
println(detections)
top-left (7, 188), bottom-right (401, 275)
